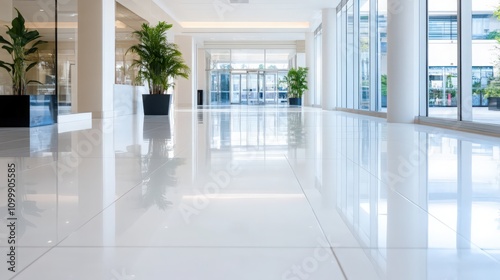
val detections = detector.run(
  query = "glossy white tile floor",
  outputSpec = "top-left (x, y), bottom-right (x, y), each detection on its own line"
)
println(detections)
top-left (1, 106), bottom-right (500, 280)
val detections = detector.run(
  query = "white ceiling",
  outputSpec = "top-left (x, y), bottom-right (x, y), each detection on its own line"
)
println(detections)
top-left (155, 0), bottom-right (339, 41)
top-left (5, 0), bottom-right (340, 42)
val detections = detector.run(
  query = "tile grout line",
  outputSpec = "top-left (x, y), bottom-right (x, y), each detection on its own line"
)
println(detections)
top-left (9, 155), bottom-right (178, 279)
top-left (284, 154), bottom-right (349, 280)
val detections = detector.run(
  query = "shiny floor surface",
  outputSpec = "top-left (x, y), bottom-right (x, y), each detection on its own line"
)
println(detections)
top-left (1, 106), bottom-right (500, 280)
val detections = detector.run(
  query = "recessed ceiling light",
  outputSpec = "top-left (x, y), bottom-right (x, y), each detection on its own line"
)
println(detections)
top-left (40, 9), bottom-right (44, 12)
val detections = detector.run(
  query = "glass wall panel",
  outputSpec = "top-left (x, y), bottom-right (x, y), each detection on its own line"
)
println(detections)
top-left (472, 0), bottom-right (500, 125)
top-left (2, 1), bottom-right (56, 97)
top-left (314, 26), bottom-right (322, 106)
top-left (208, 49), bottom-right (231, 70)
top-left (341, 5), bottom-right (347, 108)
top-left (377, 0), bottom-right (387, 112)
top-left (347, 1), bottom-right (355, 109)
top-left (337, 10), bottom-right (342, 108)
top-left (231, 49), bottom-right (265, 70)
top-left (359, 0), bottom-right (370, 110)
top-left (57, 1), bottom-right (78, 115)
top-left (428, 0), bottom-right (458, 119)
top-left (265, 49), bottom-right (292, 70)
top-left (115, 3), bottom-right (147, 86)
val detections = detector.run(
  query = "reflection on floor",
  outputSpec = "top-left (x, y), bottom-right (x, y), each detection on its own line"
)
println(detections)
top-left (0, 106), bottom-right (499, 279)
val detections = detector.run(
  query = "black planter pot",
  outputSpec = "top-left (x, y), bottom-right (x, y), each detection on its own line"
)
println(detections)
top-left (0, 95), bottom-right (57, 127)
top-left (488, 97), bottom-right (500, 111)
top-left (142, 94), bottom-right (171, 115)
top-left (289, 97), bottom-right (302, 106)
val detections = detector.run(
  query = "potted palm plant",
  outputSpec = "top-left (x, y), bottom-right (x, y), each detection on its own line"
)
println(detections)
top-left (283, 67), bottom-right (308, 106)
top-left (127, 22), bottom-right (190, 115)
top-left (0, 9), bottom-right (55, 127)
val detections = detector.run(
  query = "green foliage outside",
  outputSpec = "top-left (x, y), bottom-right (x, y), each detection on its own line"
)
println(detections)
top-left (486, 6), bottom-right (500, 98)
top-left (127, 22), bottom-right (190, 94)
top-left (485, 77), bottom-right (500, 98)
top-left (0, 9), bottom-right (46, 95)
top-left (381, 74), bottom-right (387, 96)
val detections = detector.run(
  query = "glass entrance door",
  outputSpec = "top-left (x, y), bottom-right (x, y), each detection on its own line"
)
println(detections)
top-left (209, 71), bottom-right (231, 105)
top-left (247, 72), bottom-right (259, 105)
top-left (210, 70), bottom-right (285, 105)
top-left (264, 72), bottom-right (277, 104)
top-left (231, 74), bottom-right (241, 104)
top-left (241, 74), bottom-right (248, 104)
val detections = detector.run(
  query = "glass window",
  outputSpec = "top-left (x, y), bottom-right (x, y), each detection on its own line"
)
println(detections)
top-left (347, 1), bottom-right (355, 109)
top-left (428, 0), bottom-right (458, 119)
top-left (377, 0), bottom-right (387, 112)
top-left (359, 0), bottom-right (370, 110)
top-left (337, 10), bottom-right (342, 108)
top-left (342, 5), bottom-right (347, 108)
top-left (231, 49), bottom-right (265, 70)
top-left (472, 1), bottom-right (500, 125)
top-left (265, 49), bottom-right (293, 70)
top-left (314, 25), bottom-right (322, 106)
top-left (208, 49), bottom-right (231, 70)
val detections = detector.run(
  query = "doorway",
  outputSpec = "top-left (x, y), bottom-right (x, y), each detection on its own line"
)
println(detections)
top-left (211, 70), bottom-right (288, 105)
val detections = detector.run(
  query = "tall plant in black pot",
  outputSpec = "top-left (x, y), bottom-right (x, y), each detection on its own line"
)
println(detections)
top-left (0, 9), bottom-right (56, 127)
top-left (283, 67), bottom-right (308, 106)
top-left (127, 22), bottom-right (190, 115)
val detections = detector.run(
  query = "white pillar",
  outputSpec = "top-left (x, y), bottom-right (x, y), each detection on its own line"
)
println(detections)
top-left (197, 47), bottom-right (207, 106)
top-left (77, 0), bottom-right (115, 119)
top-left (305, 32), bottom-right (315, 107)
top-left (322, 8), bottom-right (336, 110)
top-left (175, 35), bottom-right (195, 109)
top-left (386, 0), bottom-right (419, 123)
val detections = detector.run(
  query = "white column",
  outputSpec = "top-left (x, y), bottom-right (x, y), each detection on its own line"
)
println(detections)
top-left (175, 35), bottom-right (196, 109)
top-left (77, 0), bottom-right (115, 119)
top-left (305, 32), bottom-right (315, 107)
top-left (197, 47), bottom-right (207, 105)
top-left (322, 8), bottom-right (337, 110)
top-left (386, 0), bottom-right (420, 123)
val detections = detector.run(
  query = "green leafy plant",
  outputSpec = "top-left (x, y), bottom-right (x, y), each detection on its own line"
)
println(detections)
top-left (283, 67), bottom-right (308, 98)
top-left (485, 77), bottom-right (500, 98)
top-left (127, 22), bottom-right (190, 94)
top-left (0, 9), bottom-right (46, 95)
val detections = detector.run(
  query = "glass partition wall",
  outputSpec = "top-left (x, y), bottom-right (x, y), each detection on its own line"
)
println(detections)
top-left (336, 0), bottom-right (385, 113)
top-left (0, 1), bottom-right (57, 98)
top-left (206, 49), bottom-right (294, 105)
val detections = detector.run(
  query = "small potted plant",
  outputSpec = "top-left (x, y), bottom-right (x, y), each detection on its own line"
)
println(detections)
top-left (485, 77), bottom-right (500, 111)
top-left (0, 9), bottom-right (55, 127)
top-left (283, 67), bottom-right (308, 106)
top-left (127, 22), bottom-right (190, 115)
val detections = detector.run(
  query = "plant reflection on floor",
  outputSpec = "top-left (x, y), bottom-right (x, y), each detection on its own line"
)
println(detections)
top-left (141, 121), bottom-right (185, 210)
top-left (287, 112), bottom-right (307, 155)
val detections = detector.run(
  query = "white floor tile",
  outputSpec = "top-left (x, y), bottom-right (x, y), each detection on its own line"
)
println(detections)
top-left (14, 247), bottom-right (345, 280)
top-left (0, 106), bottom-right (499, 278)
